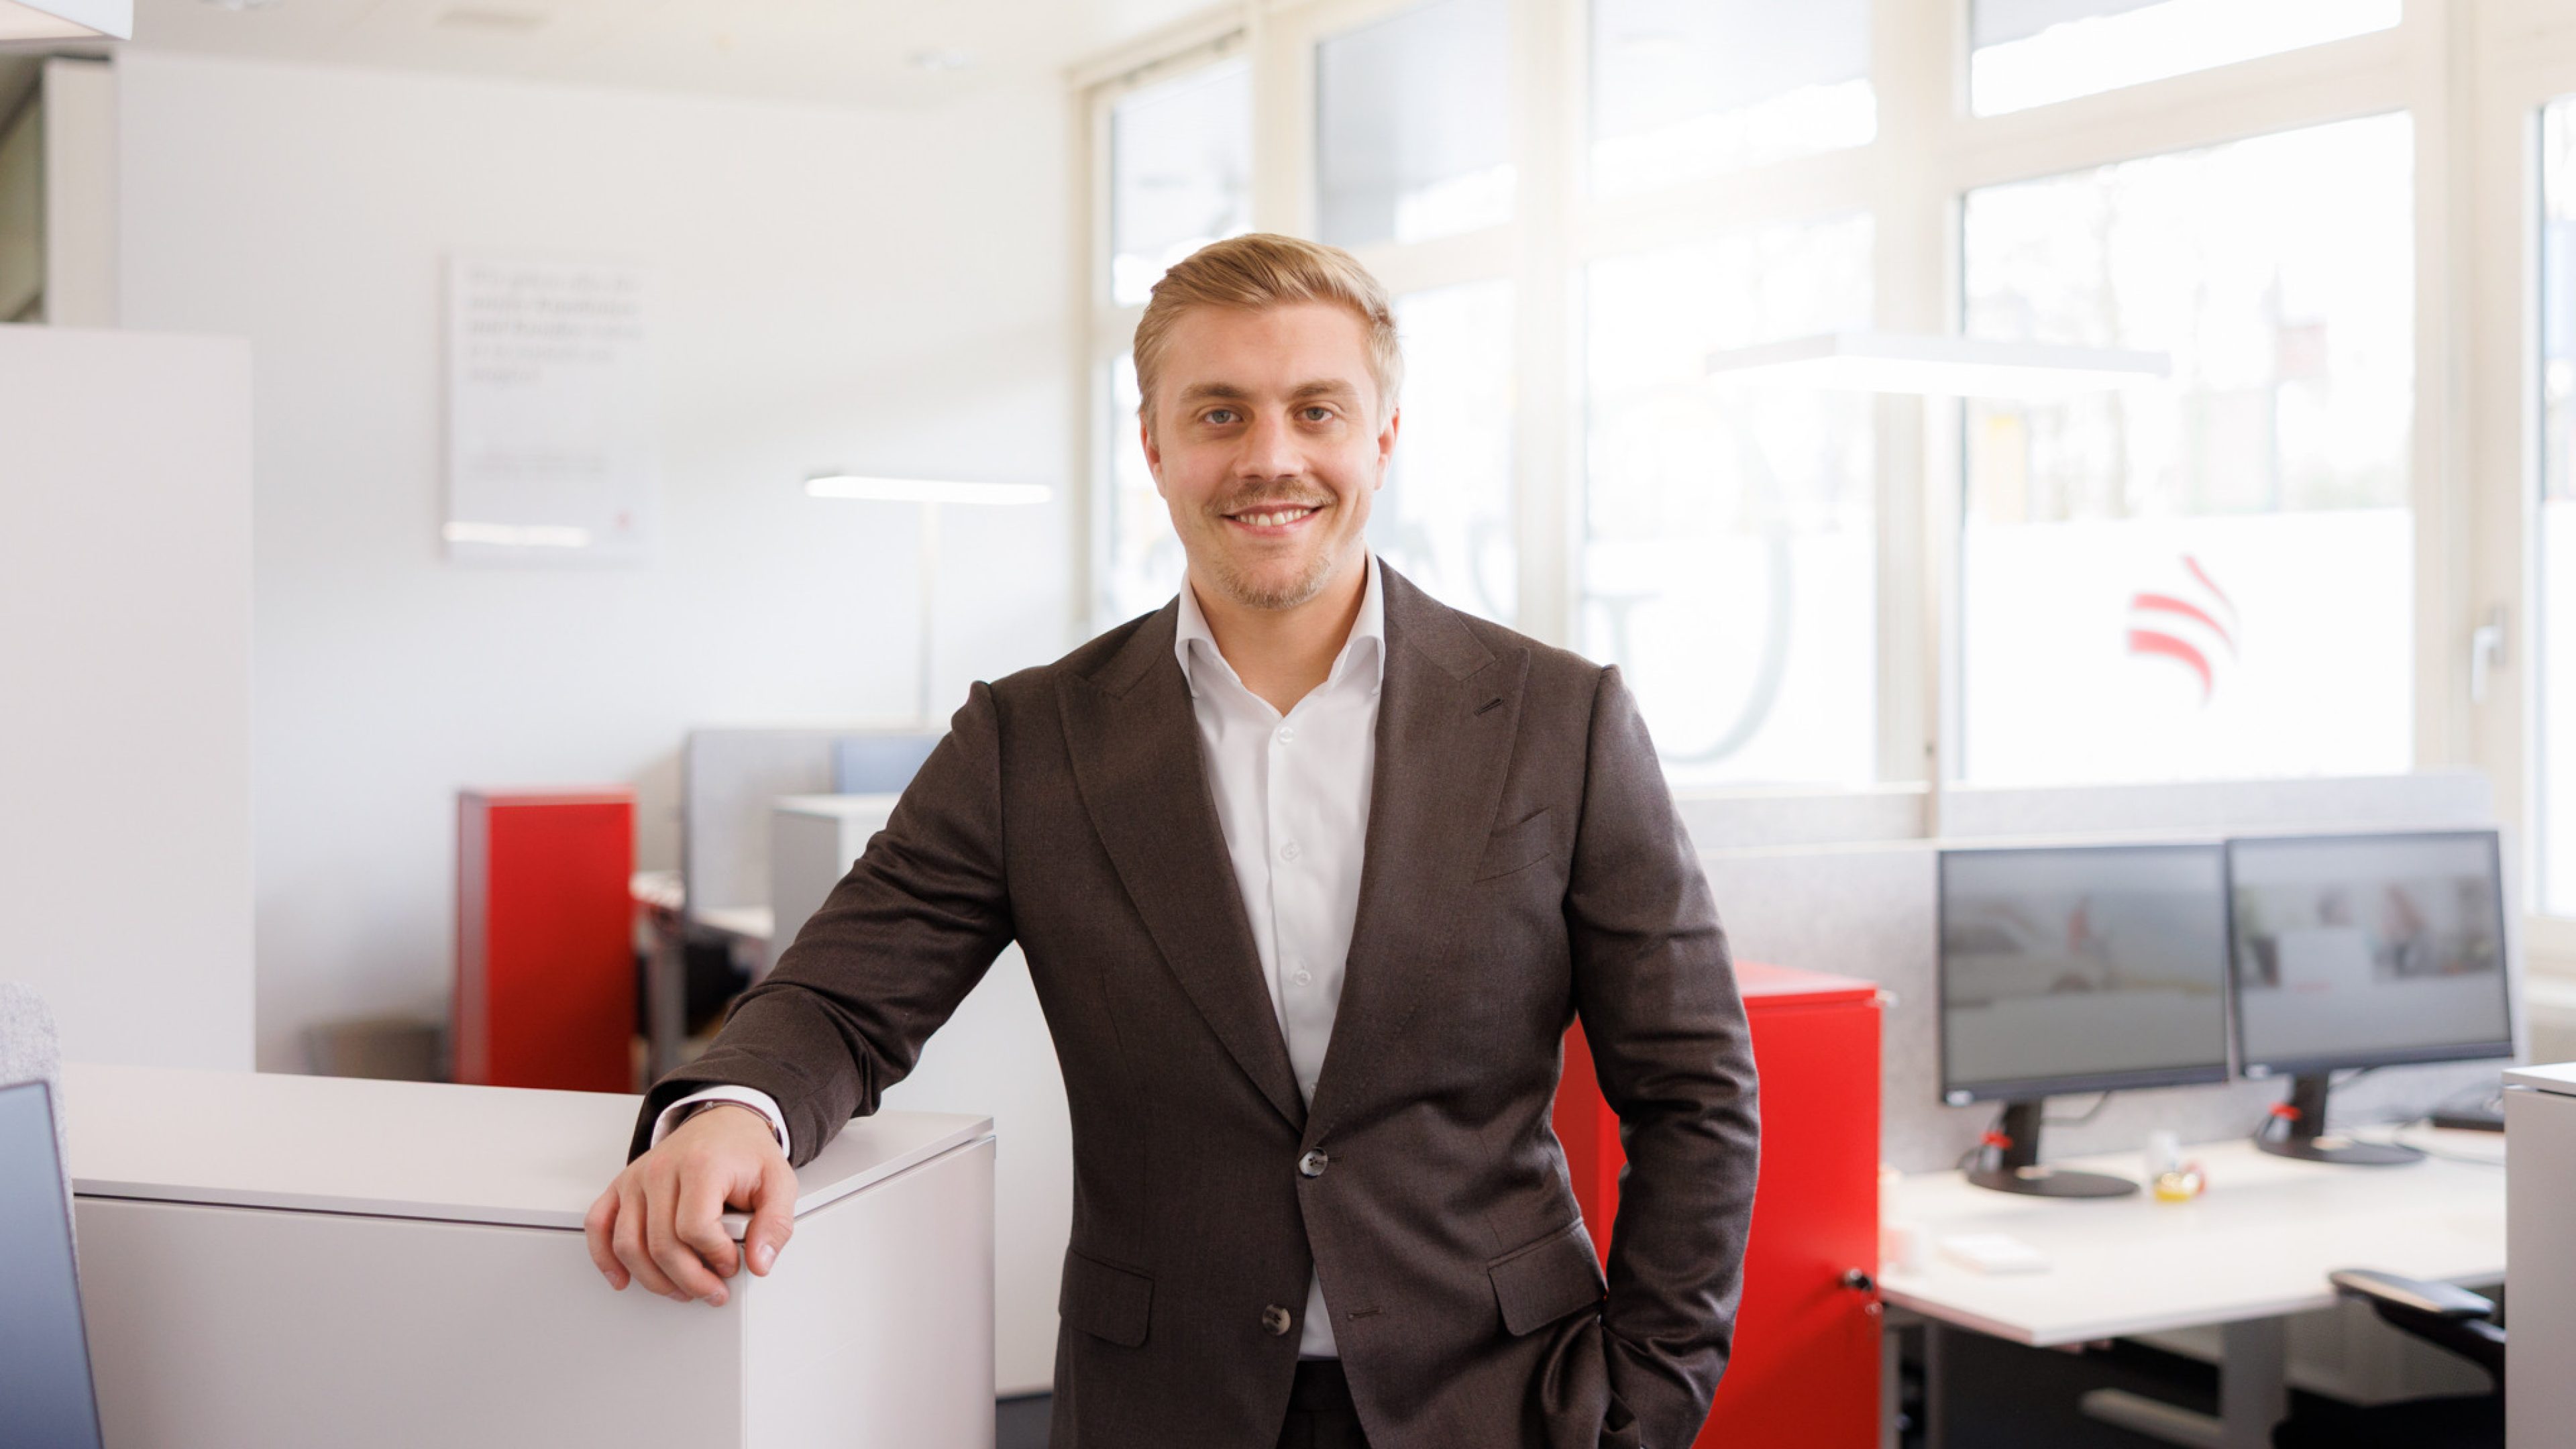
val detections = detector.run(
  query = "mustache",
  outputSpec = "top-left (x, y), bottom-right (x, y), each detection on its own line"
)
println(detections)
top-left (1209, 487), bottom-right (1332, 516)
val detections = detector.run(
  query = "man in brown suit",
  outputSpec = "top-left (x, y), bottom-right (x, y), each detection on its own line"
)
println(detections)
top-left (586, 233), bottom-right (1759, 1449)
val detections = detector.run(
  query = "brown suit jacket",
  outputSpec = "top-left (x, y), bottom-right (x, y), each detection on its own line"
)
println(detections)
top-left (632, 566), bottom-right (1760, 1449)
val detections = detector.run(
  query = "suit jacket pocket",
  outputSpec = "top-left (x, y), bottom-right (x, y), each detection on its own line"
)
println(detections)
top-left (1489, 1220), bottom-right (1606, 1336)
top-left (1474, 807), bottom-right (1557, 882)
top-left (1060, 1246), bottom-right (1153, 1348)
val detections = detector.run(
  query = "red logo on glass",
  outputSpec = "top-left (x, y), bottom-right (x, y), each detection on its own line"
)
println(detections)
top-left (2127, 556), bottom-right (2237, 705)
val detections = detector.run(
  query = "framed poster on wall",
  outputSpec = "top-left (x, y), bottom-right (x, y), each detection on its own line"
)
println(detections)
top-left (444, 253), bottom-right (655, 564)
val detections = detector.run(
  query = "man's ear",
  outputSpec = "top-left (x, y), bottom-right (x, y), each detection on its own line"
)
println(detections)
top-left (1140, 413), bottom-right (1166, 496)
top-left (1375, 405), bottom-right (1401, 486)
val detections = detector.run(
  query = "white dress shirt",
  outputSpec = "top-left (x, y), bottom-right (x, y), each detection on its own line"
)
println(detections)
top-left (659, 555), bottom-right (1387, 1359)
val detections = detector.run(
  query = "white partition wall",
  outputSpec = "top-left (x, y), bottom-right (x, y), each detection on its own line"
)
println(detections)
top-left (1693, 771), bottom-right (2516, 1173)
top-left (0, 325), bottom-right (254, 1068)
top-left (771, 794), bottom-right (1073, 1396)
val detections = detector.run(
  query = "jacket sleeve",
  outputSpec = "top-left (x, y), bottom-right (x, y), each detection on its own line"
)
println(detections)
top-left (1564, 665), bottom-right (1761, 1448)
top-left (627, 680), bottom-right (1016, 1166)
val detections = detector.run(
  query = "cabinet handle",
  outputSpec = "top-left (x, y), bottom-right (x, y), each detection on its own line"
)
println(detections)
top-left (1841, 1268), bottom-right (1876, 1294)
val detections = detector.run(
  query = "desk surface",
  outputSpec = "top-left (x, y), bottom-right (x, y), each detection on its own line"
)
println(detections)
top-left (62, 1063), bottom-right (987, 1237)
top-left (1879, 1132), bottom-right (2506, 1346)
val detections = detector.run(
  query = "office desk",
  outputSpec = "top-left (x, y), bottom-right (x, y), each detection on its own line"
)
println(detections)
top-left (64, 1064), bottom-right (996, 1449)
top-left (1880, 1132), bottom-right (2504, 1449)
top-left (633, 869), bottom-right (775, 1079)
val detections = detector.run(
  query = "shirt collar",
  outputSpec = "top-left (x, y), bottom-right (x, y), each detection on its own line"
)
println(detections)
top-left (1174, 553), bottom-right (1386, 702)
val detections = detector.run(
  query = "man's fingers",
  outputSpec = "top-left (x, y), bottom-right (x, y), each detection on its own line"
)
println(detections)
top-left (743, 1155), bottom-right (798, 1277)
top-left (674, 1165), bottom-right (742, 1285)
top-left (612, 1181), bottom-right (684, 1301)
top-left (644, 1168), bottom-right (731, 1303)
top-left (584, 1183), bottom-right (630, 1289)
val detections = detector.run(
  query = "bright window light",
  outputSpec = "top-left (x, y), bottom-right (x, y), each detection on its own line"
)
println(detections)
top-left (1315, 0), bottom-right (1514, 248)
top-left (1958, 114), bottom-right (2415, 786)
top-left (1972, 0), bottom-right (2401, 117)
top-left (1591, 0), bottom-right (1873, 195)
top-left (1110, 59), bottom-right (1252, 307)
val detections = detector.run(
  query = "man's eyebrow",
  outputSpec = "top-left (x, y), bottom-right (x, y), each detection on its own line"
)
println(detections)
top-left (1171, 378), bottom-right (1364, 406)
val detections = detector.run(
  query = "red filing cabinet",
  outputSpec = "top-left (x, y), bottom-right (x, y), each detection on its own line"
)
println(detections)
top-left (1555, 961), bottom-right (1882, 1449)
top-left (454, 788), bottom-right (636, 1093)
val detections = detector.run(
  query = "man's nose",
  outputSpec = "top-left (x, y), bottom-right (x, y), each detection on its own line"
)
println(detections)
top-left (1236, 409), bottom-right (1301, 480)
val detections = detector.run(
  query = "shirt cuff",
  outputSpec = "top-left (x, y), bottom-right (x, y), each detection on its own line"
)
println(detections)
top-left (651, 1085), bottom-right (790, 1156)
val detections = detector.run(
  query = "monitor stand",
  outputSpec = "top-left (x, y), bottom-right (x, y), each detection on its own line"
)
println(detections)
top-left (2255, 1073), bottom-right (2424, 1166)
top-left (1966, 1100), bottom-right (2138, 1198)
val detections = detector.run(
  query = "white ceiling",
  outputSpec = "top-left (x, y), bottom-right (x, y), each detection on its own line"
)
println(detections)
top-left (100, 0), bottom-right (1220, 108)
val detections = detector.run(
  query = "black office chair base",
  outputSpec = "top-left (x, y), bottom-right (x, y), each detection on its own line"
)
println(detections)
top-left (1967, 1165), bottom-right (2139, 1197)
top-left (2255, 1134), bottom-right (2424, 1167)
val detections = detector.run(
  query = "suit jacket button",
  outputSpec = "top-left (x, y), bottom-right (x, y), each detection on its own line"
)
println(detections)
top-left (1263, 1304), bottom-right (1293, 1336)
top-left (1298, 1148), bottom-right (1330, 1178)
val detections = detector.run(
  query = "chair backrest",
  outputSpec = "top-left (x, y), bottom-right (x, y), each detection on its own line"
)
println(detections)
top-left (0, 981), bottom-right (67, 1220)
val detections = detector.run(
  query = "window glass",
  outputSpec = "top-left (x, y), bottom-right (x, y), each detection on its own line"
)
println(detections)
top-left (1111, 59), bottom-right (1253, 307)
top-left (1960, 114), bottom-right (2414, 785)
top-left (2537, 98), bottom-right (2576, 913)
top-left (1590, 0), bottom-right (1873, 195)
top-left (1379, 280), bottom-right (1517, 623)
top-left (1584, 215), bottom-right (1877, 786)
top-left (1316, 0), bottom-right (1513, 248)
top-left (1972, 0), bottom-right (2400, 117)
top-left (1103, 356), bottom-right (1185, 623)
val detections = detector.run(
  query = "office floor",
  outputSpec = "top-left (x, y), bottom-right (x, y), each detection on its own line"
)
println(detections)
top-left (1002, 1334), bottom-right (2479, 1449)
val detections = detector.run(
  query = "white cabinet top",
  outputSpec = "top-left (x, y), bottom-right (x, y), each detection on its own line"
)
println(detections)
top-left (2506, 1061), bottom-right (2576, 1097)
top-left (61, 1063), bottom-right (988, 1236)
top-left (775, 792), bottom-right (901, 821)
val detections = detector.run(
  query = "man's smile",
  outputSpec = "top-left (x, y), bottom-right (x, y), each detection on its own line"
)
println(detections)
top-left (1222, 501), bottom-right (1328, 535)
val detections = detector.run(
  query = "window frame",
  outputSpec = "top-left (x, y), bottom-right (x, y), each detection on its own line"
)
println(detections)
top-left (1075, 0), bottom-right (2576, 965)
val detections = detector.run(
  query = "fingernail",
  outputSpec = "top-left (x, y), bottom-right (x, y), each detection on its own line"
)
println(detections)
top-left (708, 1291), bottom-right (727, 1307)
top-left (755, 1243), bottom-right (776, 1272)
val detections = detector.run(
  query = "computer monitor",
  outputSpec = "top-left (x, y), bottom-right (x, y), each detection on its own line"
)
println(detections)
top-left (0, 1079), bottom-right (104, 1448)
top-left (1939, 842), bottom-right (2234, 1197)
top-left (2226, 828), bottom-right (2513, 1166)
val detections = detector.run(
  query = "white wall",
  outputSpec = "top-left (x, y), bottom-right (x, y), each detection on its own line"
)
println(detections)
top-left (0, 325), bottom-right (254, 1069)
top-left (111, 50), bottom-right (1079, 1074)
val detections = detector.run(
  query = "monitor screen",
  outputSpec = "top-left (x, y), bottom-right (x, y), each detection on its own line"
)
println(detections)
top-left (2228, 830), bottom-right (2512, 1074)
top-left (0, 1080), bottom-right (103, 1448)
top-left (1939, 843), bottom-right (2233, 1102)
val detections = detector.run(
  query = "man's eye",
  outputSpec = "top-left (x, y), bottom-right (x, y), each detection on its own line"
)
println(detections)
top-left (1302, 407), bottom-right (1333, 422)
top-left (1204, 409), bottom-right (1238, 425)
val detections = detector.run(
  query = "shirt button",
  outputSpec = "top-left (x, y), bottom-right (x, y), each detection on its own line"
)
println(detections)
top-left (1276, 724), bottom-right (1296, 745)
top-left (1279, 840), bottom-right (1302, 863)
top-left (1293, 969), bottom-right (1313, 987)
top-left (1299, 1148), bottom-right (1330, 1178)
top-left (1263, 1303), bottom-right (1293, 1336)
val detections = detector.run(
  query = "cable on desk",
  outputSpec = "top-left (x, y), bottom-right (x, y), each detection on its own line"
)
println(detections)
top-left (2044, 1091), bottom-right (2114, 1127)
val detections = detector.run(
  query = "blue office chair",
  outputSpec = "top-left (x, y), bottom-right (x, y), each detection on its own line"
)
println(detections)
top-left (2270, 1270), bottom-right (2502, 1449)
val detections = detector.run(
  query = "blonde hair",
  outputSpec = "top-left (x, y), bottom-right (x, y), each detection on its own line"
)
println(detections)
top-left (1132, 233), bottom-right (1403, 431)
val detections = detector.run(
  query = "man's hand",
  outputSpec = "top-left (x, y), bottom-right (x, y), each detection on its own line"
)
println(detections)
top-left (585, 1104), bottom-right (798, 1307)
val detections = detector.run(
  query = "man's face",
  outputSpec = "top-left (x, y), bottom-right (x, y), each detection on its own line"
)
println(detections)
top-left (1142, 301), bottom-right (1397, 612)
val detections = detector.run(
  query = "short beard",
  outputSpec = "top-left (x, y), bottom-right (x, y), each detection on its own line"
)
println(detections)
top-left (1199, 539), bottom-right (1345, 612)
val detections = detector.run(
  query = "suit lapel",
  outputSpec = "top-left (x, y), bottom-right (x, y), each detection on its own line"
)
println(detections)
top-left (1059, 604), bottom-right (1308, 1132)
top-left (1304, 566), bottom-right (1526, 1138)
